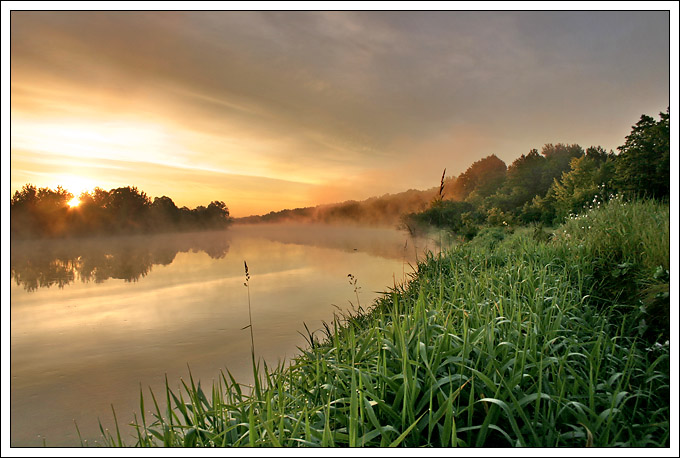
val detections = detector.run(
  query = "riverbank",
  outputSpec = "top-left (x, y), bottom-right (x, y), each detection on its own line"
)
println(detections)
top-left (99, 197), bottom-right (671, 447)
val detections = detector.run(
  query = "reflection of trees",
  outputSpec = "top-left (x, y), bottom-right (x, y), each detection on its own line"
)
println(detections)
top-left (11, 231), bottom-right (230, 292)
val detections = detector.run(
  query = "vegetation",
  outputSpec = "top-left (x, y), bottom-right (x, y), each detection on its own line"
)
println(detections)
top-left (10, 185), bottom-right (232, 239)
top-left (402, 109), bottom-right (669, 235)
top-left (614, 109), bottom-right (670, 199)
top-left (96, 196), bottom-right (670, 447)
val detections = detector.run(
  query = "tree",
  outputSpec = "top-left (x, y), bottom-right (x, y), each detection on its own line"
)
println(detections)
top-left (484, 149), bottom-right (545, 213)
top-left (482, 144), bottom-right (586, 221)
top-left (615, 109), bottom-right (670, 199)
top-left (453, 154), bottom-right (507, 200)
top-left (107, 186), bottom-right (151, 232)
top-left (11, 184), bottom-right (39, 208)
top-left (10, 185), bottom-right (73, 237)
top-left (199, 200), bottom-right (231, 228)
top-left (540, 143), bottom-right (584, 191)
top-left (11, 183), bottom-right (234, 238)
top-left (548, 155), bottom-right (617, 219)
top-left (11, 184), bottom-right (40, 237)
top-left (150, 196), bottom-right (181, 229)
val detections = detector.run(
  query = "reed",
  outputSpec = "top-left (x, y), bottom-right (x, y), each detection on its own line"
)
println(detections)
top-left (97, 198), bottom-right (669, 447)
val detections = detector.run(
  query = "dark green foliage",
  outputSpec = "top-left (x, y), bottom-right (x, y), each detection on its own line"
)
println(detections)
top-left (247, 206), bottom-right (316, 223)
top-left (10, 184), bottom-right (74, 237)
top-left (615, 109), bottom-right (670, 199)
top-left (106, 186), bottom-right (152, 232)
top-left (531, 223), bottom-right (552, 243)
top-left (540, 143), bottom-right (585, 185)
top-left (487, 148), bottom-right (546, 213)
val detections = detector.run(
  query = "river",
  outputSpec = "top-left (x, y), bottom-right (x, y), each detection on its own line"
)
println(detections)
top-left (9, 223), bottom-right (436, 447)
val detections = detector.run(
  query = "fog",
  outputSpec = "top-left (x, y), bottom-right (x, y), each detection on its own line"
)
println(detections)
top-left (10, 223), bottom-right (444, 292)
top-left (10, 223), bottom-right (437, 446)
top-left (236, 183), bottom-right (451, 226)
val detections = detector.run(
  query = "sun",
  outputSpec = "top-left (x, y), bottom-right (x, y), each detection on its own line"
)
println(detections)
top-left (67, 196), bottom-right (81, 208)
top-left (55, 174), bottom-right (96, 208)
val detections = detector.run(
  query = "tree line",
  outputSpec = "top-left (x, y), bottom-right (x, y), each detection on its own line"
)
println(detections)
top-left (404, 108), bottom-right (670, 238)
top-left (10, 185), bottom-right (232, 239)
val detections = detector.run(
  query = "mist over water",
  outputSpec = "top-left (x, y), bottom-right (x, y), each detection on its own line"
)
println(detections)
top-left (10, 224), bottom-right (435, 446)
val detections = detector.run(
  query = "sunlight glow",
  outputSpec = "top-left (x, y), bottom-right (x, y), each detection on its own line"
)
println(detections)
top-left (57, 175), bottom-right (97, 198)
top-left (11, 119), bottom-right (185, 168)
top-left (67, 196), bottom-right (81, 208)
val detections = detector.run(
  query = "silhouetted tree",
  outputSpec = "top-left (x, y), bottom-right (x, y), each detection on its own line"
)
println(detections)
top-left (10, 184), bottom-right (73, 237)
top-left (10, 184), bottom-right (232, 239)
top-left (107, 186), bottom-right (151, 232)
top-left (150, 195), bottom-right (181, 229)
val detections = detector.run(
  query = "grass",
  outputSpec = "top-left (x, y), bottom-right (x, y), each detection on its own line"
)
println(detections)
top-left (95, 197), bottom-right (670, 447)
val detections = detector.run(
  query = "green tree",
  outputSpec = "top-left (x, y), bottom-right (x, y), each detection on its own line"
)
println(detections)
top-left (452, 154), bottom-right (507, 201)
top-left (484, 149), bottom-right (545, 213)
top-left (615, 109), bottom-right (670, 199)
top-left (539, 143), bottom-right (584, 191)
top-left (486, 144), bottom-right (586, 222)
top-left (549, 155), bottom-right (617, 220)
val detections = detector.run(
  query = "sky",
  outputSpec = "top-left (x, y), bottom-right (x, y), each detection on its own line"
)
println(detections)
top-left (5, 6), bottom-right (674, 217)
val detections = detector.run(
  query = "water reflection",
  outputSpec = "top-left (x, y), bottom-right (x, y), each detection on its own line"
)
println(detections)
top-left (10, 223), bottom-right (425, 446)
top-left (11, 231), bottom-right (231, 291)
top-left (11, 224), bottom-right (434, 292)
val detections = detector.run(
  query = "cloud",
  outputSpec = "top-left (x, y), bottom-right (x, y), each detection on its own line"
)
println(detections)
top-left (10, 11), bottom-right (670, 213)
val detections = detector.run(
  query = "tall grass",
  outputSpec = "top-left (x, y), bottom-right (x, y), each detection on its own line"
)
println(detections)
top-left (551, 196), bottom-right (670, 340)
top-left (97, 198), bottom-right (670, 447)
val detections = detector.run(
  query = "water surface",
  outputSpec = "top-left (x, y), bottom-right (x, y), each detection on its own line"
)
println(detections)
top-left (10, 224), bottom-right (434, 446)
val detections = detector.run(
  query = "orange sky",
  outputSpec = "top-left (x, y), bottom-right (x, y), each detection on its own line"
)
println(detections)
top-left (7, 9), bottom-right (672, 216)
